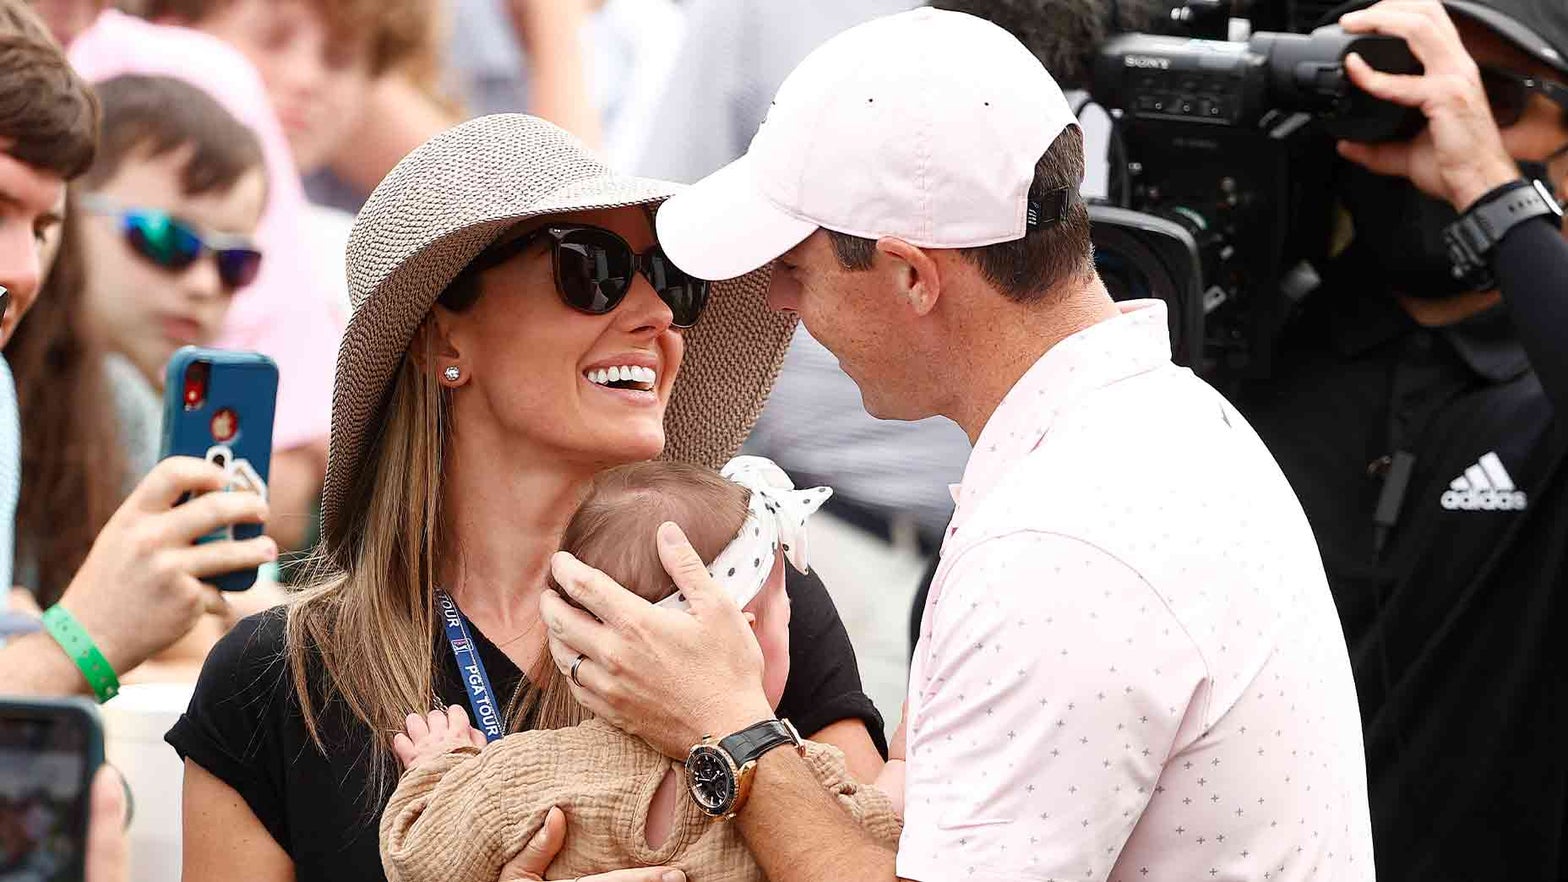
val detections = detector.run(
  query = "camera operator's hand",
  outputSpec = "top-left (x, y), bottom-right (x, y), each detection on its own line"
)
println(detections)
top-left (1339, 0), bottom-right (1520, 211)
top-left (54, 456), bottom-right (275, 675)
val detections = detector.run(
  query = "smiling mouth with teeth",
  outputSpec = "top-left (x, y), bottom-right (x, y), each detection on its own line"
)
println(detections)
top-left (586, 365), bottom-right (658, 393)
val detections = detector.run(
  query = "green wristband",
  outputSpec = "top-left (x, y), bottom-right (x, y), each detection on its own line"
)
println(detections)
top-left (41, 605), bottom-right (120, 703)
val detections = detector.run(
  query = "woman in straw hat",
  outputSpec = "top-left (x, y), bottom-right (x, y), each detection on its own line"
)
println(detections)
top-left (166, 115), bottom-right (886, 882)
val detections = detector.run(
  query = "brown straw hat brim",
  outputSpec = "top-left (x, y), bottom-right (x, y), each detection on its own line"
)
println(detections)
top-left (322, 115), bottom-right (796, 548)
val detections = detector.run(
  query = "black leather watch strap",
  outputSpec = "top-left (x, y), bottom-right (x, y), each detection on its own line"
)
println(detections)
top-left (718, 719), bottom-right (801, 767)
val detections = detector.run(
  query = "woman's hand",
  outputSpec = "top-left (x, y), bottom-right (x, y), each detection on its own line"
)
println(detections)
top-left (498, 807), bottom-right (685, 882)
top-left (1337, 0), bottom-right (1520, 211)
top-left (540, 522), bottom-right (774, 759)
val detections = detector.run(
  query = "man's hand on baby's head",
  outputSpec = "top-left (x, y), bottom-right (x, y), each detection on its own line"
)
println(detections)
top-left (392, 705), bottom-right (488, 771)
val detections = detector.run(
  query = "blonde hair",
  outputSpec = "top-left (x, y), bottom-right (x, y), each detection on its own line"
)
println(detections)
top-left (286, 322), bottom-right (559, 793)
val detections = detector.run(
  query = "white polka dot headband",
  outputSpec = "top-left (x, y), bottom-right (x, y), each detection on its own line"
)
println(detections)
top-left (656, 455), bottom-right (833, 612)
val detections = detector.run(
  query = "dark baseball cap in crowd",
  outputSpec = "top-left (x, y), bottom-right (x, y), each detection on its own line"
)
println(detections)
top-left (1331, 0), bottom-right (1568, 76)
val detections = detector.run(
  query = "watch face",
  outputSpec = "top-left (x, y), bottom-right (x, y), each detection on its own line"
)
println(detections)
top-left (686, 746), bottom-right (736, 815)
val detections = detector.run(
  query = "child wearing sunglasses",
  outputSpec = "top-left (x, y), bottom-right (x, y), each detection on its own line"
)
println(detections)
top-left (15, 79), bottom-right (262, 479)
top-left (144, 0), bottom-right (447, 320)
top-left (75, 74), bottom-right (267, 425)
top-left (379, 457), bottom-right (904, 882)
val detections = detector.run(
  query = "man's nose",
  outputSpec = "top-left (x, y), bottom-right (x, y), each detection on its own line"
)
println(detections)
top-left (0, 226), bottom-right (42, 312)
top-left (765, 269), bottom-right (800, 313)
top-left (279, 39), bottom-right (328, 96)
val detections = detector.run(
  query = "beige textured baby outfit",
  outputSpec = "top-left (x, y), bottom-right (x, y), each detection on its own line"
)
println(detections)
top-left (380, 718), bottom-right (902, 882)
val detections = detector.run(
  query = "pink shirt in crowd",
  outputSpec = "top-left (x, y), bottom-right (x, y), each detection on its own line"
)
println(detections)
top-left (899, 301), bottom-right (1375, 882)
top-left (68, 10), bottom-right (340, 451)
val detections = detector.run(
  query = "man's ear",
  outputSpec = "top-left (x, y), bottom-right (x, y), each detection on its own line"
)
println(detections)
top-left (876, 238), bottom-right (941, 317)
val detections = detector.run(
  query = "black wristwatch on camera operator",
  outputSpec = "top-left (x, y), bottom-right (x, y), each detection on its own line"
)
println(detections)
top-left (1444, 177), bottom-right (1564, 291)
top-left (685, 718), bottom-right (804, 819)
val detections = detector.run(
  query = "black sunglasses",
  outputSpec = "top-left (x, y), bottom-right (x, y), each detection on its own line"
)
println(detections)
top-left (467, 224), bottom-right (709, 329)
top-left (80, 195), bottom-right (263, 291)
top-left (1480, 66), bottom-right (1568, 129)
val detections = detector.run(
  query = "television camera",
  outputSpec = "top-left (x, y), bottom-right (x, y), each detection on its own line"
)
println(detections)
top-left (1087, 0), bottom-right (1425, 382)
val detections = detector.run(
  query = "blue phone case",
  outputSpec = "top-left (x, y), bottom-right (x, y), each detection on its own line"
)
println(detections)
top-left (159, 347), bottom-right (278, 591)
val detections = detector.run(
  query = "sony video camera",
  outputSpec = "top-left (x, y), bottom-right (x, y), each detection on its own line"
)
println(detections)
top-left (1087, 0), bottom-right (1424, 384)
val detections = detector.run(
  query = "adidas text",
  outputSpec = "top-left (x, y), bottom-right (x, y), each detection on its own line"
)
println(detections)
top-left (1441, 488), bottom-right (1528, 511)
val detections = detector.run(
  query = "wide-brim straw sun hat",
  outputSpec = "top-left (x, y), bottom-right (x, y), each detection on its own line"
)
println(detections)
top-left (322, 114), bottom-right (796, 548)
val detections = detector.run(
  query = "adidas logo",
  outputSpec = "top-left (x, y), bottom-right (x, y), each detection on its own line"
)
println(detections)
top-left (1441, 451), bottom-right (1528, 511)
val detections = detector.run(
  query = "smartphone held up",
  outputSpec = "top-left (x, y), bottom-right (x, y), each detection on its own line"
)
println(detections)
top-left (158, 347), bottom-right (278, 592)
top-left (0, 698), bottom-right (103, 882)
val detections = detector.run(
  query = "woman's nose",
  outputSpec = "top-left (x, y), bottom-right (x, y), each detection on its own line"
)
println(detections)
top-left (616, 272), bottom-right (674, 333)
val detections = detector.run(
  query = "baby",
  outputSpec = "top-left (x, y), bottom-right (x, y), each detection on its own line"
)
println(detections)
top-left (379, 456), bottom-right (904, 882)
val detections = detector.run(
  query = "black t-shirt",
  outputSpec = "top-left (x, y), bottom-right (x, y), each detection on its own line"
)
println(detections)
top-left (1235, 226), bottom-right (1568, 882)
top-left (165, 569), bottom-right (884, 882)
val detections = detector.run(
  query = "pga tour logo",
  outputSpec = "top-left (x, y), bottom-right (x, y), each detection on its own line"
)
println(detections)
top-left (464, 664), bottom-right (502, 737)
top-left (1442, 451), bottom-right (1528, 511)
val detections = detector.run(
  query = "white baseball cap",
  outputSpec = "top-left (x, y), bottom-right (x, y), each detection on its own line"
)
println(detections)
top-left (656, 7), bottom-right (1079, 282)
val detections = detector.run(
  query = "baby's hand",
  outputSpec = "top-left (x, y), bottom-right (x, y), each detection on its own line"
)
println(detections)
top-left (392, 705), bottom-right (488, 772)
top-left (874, 759), bottom-right (907, 820)
top-left (876, 699), bottom-right (909, 818)
top-left (889, 699), bottom-right (908, 762)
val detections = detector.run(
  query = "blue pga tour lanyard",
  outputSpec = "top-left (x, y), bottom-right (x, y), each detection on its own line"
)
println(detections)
top-left (436, 589), bottom-right (504, 743)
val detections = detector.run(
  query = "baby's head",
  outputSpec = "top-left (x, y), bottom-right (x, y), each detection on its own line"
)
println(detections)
top-left (559, 460), bottom-right (796, 709)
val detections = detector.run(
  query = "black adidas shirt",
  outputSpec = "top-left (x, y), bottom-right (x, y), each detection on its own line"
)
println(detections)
top-left (1235, 217), bottom-right (1568, 882)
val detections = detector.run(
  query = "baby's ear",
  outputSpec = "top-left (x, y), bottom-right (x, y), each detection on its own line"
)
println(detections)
top-left (742, 611), bottom-right (758, 628)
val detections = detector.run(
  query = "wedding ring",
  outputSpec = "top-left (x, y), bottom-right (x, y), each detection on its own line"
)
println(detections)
top-left (570, 653), bottom-right (587, 688)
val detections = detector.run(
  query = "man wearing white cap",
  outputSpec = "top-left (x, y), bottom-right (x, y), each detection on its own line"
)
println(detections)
top-left (542, 8), bottom-right (1375, 881)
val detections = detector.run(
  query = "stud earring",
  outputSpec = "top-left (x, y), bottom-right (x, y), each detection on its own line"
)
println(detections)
top-left (443, 366), bottom-right (461, 383)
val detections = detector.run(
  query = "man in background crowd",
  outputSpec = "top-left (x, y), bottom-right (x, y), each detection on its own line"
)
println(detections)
top-left (0, 0), bottom-right (273, 702)
top-left (1229, 0), bottom-right (1568, 877)
top-left (0, 0), bottom-right (83, 600)
top-left (163, 0), bottom-right (436, 197)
